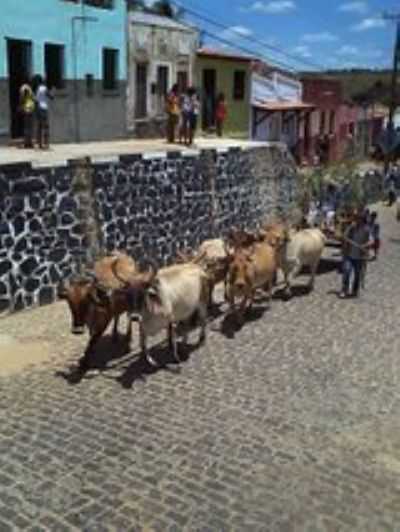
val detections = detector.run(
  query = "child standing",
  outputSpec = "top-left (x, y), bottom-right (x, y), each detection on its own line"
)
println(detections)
top-left (188, 87), bottom-right (200, 146)
top-left (34, 75), bottom-right (53, 149)
top-left (19, 79), bottom-right (35, 148)
top-left (215, 93), bottom-right (227, 137)
top-left (179, 89), bottom-right (191, 145)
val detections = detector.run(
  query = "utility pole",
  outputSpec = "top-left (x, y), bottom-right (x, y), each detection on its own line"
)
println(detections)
top-left (383, 12), bottom-right (400, 174)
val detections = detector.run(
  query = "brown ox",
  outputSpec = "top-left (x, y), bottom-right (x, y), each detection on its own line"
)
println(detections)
top-left (259, 222), bottom-right (290, 246)
top-left (58, 252), bottom-right (137, 370)
top-left (226, 241), bottom-right (278, 322)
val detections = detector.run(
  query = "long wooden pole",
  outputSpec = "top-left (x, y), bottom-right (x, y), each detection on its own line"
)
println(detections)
top-left (383, 14), bottom-right (400, 175)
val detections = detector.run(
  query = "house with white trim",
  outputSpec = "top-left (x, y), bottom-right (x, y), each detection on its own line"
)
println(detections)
top-left (127, 11), bottom-right (199, 138)
top-left (251, 62), bottom-right (314, 160)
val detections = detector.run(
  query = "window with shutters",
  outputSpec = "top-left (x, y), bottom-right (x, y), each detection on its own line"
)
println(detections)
top-left (102, 48), bottom-right (119, 90)
top-left (135, 64), bottom-right (147, 119)
top-left (233, 70), bottom-right (246, 100)
top-left (44, 43), bottom-right (65, 89)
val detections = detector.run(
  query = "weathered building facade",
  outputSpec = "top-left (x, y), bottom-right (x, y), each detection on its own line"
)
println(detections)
top-left (196, 49), bottom-right (252, 138)
top-left (127, 12), bottom-right (199, 138)
top-left (251, 62), bottom-right (314, 161)
top-left (0, 0), bottom-right (127, 145)
top-left (300, 77), bottom-right (344, 164)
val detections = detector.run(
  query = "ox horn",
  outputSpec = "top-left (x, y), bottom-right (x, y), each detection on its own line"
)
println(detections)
top-left (177, 250), bottom-right (190, 263)
top-left (142, 258), bottom-right (158, 282)
top-left (192, 250), bottom-right (207, 264)
top-left (110, 256), bottom-right (130, 286)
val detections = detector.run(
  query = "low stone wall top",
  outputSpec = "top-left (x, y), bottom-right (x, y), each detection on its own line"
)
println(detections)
top-left (0, 144), bottom-right (298, 315)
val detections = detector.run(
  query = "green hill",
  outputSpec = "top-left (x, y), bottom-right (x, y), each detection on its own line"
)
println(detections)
top-left (302, 69), bottom-right (395, 106)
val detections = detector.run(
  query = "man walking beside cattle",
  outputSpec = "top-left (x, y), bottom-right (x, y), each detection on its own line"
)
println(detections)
top-left (340, 211), bottom-right (371, 299)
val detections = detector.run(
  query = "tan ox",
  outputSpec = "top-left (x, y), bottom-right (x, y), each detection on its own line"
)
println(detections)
top-left (226, 242), bottom-right (277, 323)
top-left (276, 228), bottom-right (326, 296)
top-left (58, 252), bottom-right (137, 370)
top-left (122, 263), bottom-right (210, 366)
top-left (178, 238), bottom-right (229, 306)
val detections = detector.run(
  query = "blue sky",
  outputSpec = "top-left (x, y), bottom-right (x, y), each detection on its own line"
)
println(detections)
top-left (179, 0), bottom-right (398, 71)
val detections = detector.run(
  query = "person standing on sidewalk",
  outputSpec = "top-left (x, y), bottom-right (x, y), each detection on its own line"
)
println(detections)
top-left (188, 87), bottom-right (200, 146)
top-left (19, 79), bottom-right (35, 148)
top-left (166, 84), bottom-right (180, 144)
top-left (339, 211), bottom-right (371, 299)
top-left (215, 93), bottom-right (227, 137)
top-left (34, 75), bottom-right (53, 150)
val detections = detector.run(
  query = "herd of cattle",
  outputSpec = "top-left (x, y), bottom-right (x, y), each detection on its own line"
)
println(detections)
top-left (58, 219), bottom-right (329, 371)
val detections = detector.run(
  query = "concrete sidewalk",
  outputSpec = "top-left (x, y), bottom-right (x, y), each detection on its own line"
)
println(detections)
top-left (0, 137), bottom-right (272, 167)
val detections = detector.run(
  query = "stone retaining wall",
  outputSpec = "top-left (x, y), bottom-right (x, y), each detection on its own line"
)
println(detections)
top-left (0, 144), bottom-right (298, 315)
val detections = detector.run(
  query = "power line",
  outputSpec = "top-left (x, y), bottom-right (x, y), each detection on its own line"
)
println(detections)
top-left (171, 0), bottom-right (326, 71)
top-left (200, 30), bottom-right (296, 73)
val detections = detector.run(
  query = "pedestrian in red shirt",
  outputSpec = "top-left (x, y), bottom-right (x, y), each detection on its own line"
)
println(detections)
top-left (215, 93), bottom-right (227, 137)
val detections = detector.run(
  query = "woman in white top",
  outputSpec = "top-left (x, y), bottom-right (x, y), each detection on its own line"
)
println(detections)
top-left (33, 75), bottom-right (53, 149)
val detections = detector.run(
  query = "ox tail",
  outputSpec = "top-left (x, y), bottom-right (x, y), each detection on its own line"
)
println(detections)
top-left (199, 270), bottom-right (213, 308)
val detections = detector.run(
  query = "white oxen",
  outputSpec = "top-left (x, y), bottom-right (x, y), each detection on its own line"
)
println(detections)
top-left (125, 263), bottom-right (209, 366)
top-left (277, 228), bottom-right (327, 295)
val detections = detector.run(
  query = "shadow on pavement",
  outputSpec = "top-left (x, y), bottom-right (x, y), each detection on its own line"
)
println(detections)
top-left (55, 331), bottom-right (204, 388)
top-left (55, 333), bottom-right (133, 384)
top-left (327, 289), bottom-right (343, 299)
top-left (273, 284), bottom-right (312, 301)
top-left (116, 341), bottom-right (203, 389)
top-left (220, 304), bottom-right (268, 339)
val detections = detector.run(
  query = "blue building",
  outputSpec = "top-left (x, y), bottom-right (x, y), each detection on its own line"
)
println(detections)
top-left (0, 0), bottom-right (127, 144)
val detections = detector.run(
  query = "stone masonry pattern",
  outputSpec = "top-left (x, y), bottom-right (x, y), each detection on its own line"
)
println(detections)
top-left (0, 203), bottom-right (399, 530)
top-left (0, 145), bottom-right (298, 315)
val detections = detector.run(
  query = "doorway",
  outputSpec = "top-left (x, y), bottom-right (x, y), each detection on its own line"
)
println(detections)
top-left (135, 63), bottom-right (147, 119)
top-left (7, 39), bottom-right (32, 138)
top-left (202, 69), bottom-right (216, 130)
top-left (177, 70), bottom-right (188, 93)
top-left (156, 65), bottom-right (169, 115)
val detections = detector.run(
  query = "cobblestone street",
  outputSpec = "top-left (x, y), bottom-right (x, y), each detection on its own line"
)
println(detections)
top-left (1, 204), bottom-right (400, 531)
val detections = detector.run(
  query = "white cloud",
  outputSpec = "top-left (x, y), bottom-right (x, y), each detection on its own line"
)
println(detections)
top-left (301, 32), bottom-right (339, 43)
top-left (338, 1), bottom-right (368, 14)
top-left (221, 25), bottom-right (253, 40)
top-left (247, 1), bottom-right (296, 14)
top-left (291, 45), bottom-right (312, 58)
top-left (336, 45), bottom-right (359, 55)
top-left (351, 17), bottom-right (385, 31)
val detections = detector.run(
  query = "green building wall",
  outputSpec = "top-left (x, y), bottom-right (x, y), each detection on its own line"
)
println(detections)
top-left (196, 56), bottom-right (251, 138)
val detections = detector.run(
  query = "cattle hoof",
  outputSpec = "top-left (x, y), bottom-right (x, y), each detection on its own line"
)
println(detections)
top-left (173, 351), bottom-right (181, 363)
top-left (146, 354), bottom-right (158, 367)
top-left (78, 358), bottom-right (89, 372)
